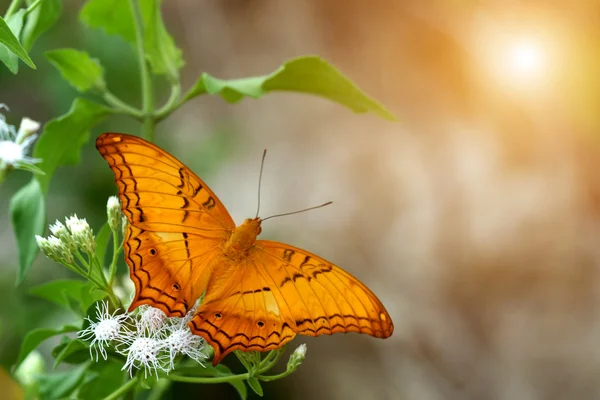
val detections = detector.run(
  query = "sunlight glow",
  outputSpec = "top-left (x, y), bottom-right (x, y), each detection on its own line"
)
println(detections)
top-left (508, 41), bottom-right (544, 77)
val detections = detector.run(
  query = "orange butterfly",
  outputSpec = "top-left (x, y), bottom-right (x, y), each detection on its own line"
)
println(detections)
top-left (96, 133), bottom-right (393, 365)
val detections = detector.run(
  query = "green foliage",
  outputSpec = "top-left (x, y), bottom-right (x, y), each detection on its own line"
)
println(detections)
top-left (10, 179), bottom-right (45, 285)
top-left (16, 325), bottom-right (78, 367)
top-left (46, 48), bottom-right (105, 92)
top-left (34, 98), bottom-right (112, 193)
top-left (0, 11), bottom-right (35, 73)
top-left (183, 56), bottom-right (396, 120)
top-left (21, 0), bottom-right (62, 50)
top-left (4, 0), bottom-right (397, 398)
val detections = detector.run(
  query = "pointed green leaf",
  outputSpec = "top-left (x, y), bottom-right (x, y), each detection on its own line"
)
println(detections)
top-left (81, 0), bottom-right (183, 79)
top-left (34, 97), bottom-right (112, 193)
top-left (10, 179), bottom-right (45, 285)
top-left (38, 363), bottom-right (88, 399)
top-left (0, 10), bottom-right (26, 73)
top-left (183, 56), bottom-right (396, 120)
top-left (46, 49), bottom-right (105, 92)
top-left (16, 325), bottom-right (78, 367)
top-left (79, 0), bottom-right (135, 41)
top-left (0, 12), bottom-right (35, 72)
top-left (21, 0), bottom-right (62, 51)
top-left (247, 377), bottom-right (263, 397)
top-left (29, 279), bottom-right (87, 309)
top-left (78, 283), bottom-right (106, 314)
top-left (143, 0), bottom-right (183, 80)
top-left (52, 338), bottom-right (89, 368)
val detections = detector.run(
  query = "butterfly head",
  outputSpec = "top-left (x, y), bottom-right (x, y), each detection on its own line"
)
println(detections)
top-left (240, 217), bottom-right (262, 236)
top-left (224, 218), bottom-right (262, 259)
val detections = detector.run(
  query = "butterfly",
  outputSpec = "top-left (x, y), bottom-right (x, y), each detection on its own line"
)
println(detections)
top-left (96, 132), bottom-right (394, 365)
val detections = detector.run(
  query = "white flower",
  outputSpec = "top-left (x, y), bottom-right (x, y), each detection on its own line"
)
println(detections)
top-left (49, 220), bottom-right (77, 252)
top-left (120, 335), bottom-right (170, 378)
top-left (36, 234), bottom-right (74, 264)
top-left (79, 301), bottom-right (130, 362)
top-left (0, 106), bottom-right (40, 169)
top-left (65, 214), bottom-right (96, 254)
top-left (287, 343), bottom-right (307, 370)
top-left (17, 117), bottom-right (41, 141)
top-left (163, 318), bottom-right (208, 369)
top-left (138, 306), bottom-right (167, 333)
top-left (107, 196), bottom-right (122, 232)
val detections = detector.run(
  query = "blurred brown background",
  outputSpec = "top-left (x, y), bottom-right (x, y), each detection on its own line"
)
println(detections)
top-left (1, 0), bottom-right (599, 399)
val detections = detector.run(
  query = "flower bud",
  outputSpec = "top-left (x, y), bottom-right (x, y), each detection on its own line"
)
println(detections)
top-left (16, 117), bottom-right (41, 145)
top-left (65, 214), bottom-right (96, 254)
top-left (107, 196), bottom-right (122, 233)
top-left (287, 343), bottom-right (307, 371)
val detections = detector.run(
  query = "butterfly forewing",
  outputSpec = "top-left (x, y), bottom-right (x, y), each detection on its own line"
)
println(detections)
top-left (96, 133), bottom-right (234, 316)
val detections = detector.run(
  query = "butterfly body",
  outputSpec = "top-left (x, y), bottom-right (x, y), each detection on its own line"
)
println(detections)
top-left (222, 218), bottom-right (261, 260)
top-left (96, 133), bottom-right (393, 365)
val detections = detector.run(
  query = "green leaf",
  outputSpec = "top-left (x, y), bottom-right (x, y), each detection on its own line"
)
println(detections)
top-left (29, 279), bottom-right (87, 310)
top-left (95, 222), bottom-right (111, 265)
top-left (143, 0), bottom-right (183, 80)
top-left (34, 97), bottom-right (112, 193)
top-left (16, 325), bottom-right (78, 368)
top-left (38, 363), bottom-right (88, 399)
top-left (0, 12), bottom-right (35, 72)
top-left (52, 338), bottom-right (89, 368)
top-left (21, 0), bottom-right (62, 51)
top-left (78, 283), bottom-right (106, 314)
top-left (0, 10), bottom-right (26, 74)
top-left (46, 48), bottom-right (105, 92)
top-left (183, 55), bottom-right (396, 120)
top-left (79, 0), bottom-right (135, 41)
top-left (10, 179), bottom-right (45, 285)
top-left (247, 377), bottom-right (263, 397)
top-left (79, 361), bottom-right (124, 400)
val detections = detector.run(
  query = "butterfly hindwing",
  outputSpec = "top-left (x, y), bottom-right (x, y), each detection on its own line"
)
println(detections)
top-left (190, 241), bottom-right (393, 364)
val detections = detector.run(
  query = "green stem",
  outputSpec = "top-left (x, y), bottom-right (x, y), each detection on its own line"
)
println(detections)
top-left (108, 230), bottom-right (121, 286)
top-left (155, 83), bottom-right (181, 122)
top-left (168, 372), bottom-right (250, 384)
top-left (102, 376), bottom-right (139, 400)
top-left (23, 0), bottom-right (42, 16)
top-left (130, 0), bottom-right (155, 142)
top-left (257, 368), bottom-right (295, 382)
top-left (103, 91), bottom-right (143, 119)
top-left (4, 0), bottom-right (23, 18)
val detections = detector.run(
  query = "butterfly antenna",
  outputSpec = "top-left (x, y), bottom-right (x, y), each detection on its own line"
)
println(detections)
top-left (255, 149), bottom-right (267, 218)
top-left (262, 201), bottom-right (333, 222)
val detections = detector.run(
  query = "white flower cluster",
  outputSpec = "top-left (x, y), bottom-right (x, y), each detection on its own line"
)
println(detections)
top-left (36, 214), bottom-right (96, 264)
top-left (0, 104), bottom-right (41, 172)
top-left (79, 301), bottom-right (208, 378)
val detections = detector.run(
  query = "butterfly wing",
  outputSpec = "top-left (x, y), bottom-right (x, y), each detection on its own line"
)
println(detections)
top-left (96, 133), bottom-right (235, 316)
top-left (190, 240), bottom-right (393, 364)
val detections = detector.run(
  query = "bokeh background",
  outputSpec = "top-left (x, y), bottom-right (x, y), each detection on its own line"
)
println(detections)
top-left (1, 1), bottom-right (599, 399)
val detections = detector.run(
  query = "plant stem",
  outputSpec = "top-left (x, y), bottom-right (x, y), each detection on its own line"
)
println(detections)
top-left (103, 91), bottom-right (143, 119)
top-left (4, 0), bottom-right (23, 18)
top-left (130, 0), bottom-right (155, 142)
top-left (102, 376), bottom-right (139, 400)
top-left (155, 83), bottom-right (181, 122)
top-left (108, 230), bottom-right (121, 286)
top-left (23, 0), bottom-right (42, 16)
top-left (168, 372), bottom-right (250, 384)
